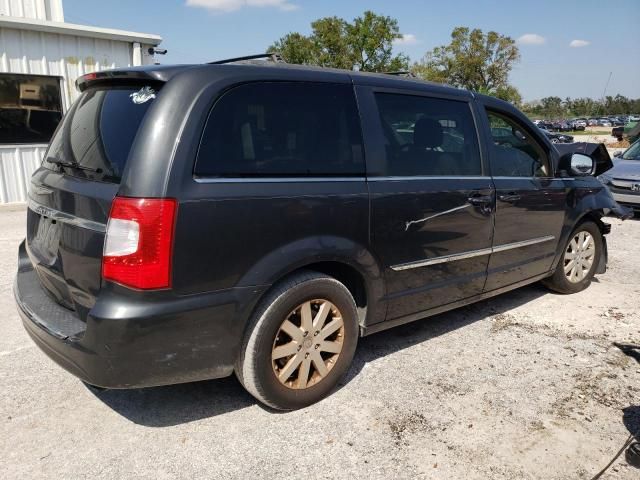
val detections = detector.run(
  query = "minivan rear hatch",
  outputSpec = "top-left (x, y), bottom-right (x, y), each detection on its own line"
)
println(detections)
top-left (27, 82), bottom-right (161, 320)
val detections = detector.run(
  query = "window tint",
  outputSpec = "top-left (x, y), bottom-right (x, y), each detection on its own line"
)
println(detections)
top-left (195, 82), bottom-right (364, 177)
top-left (374, 93), bottom-right (481, 176)
top-left (486, 111), bottom-right (550, 177)
top-left (44, 86), bottom-right (159, 183)
top-left (0, 74), bottom-right (62, 144)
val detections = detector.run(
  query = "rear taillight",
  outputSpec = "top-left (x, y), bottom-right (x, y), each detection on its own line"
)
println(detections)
top-left (102, 197), bottom-right (177, 290)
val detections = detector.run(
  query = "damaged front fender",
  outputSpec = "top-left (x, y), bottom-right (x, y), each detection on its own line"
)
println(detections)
top-left (609, 202), bottom-right (635, 220)
top-left (574, 181), bottom-right (634, 220)
top-left (554, 142), bottom-right (633, 219)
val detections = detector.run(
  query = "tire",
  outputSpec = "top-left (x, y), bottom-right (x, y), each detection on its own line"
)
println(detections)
top-left (235, 271), bottom-right (359, 410)
top-left (542, 221), bottom-right (603, 294)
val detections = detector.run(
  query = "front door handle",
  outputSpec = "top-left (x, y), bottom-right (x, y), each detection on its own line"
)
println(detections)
top-left (468, 194), bottom-right (493, 206)
top-left (498, 192), bottom-right (521, 203)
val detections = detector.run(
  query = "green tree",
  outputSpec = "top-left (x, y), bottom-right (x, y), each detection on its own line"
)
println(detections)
top-left (271, 32), bottom-right (318, 66)
top-left (268, 11), bottom-right (408, 72)
top-left (493, 85), bottom-right (523, 106)
top-left (412, 27), bottom-right (520, 103)
top-left (539, 96), bottom-right (565, 118)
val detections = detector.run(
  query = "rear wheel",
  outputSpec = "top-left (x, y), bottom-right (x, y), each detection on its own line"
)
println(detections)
top-left (235, 271), bottom-right (359, 410)
top-left (542, 221), bottom-right (602, 294)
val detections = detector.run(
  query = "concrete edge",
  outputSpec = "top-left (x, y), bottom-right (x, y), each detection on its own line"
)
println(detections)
top-left (0, 202), bottom-right (27, 212)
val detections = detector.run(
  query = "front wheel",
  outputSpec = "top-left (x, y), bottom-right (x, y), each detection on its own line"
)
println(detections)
top-left (235, 271), bottom-right (359, 410)
top-left (542, 221), bottom-right (603, 294)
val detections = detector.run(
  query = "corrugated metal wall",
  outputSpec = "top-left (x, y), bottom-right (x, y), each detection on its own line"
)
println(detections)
top-left (0, 144), bottom-right (46, 203)
top-left (0, 0), bottom-right (65, 22)
top-left (0, 25), bottom-right (152, 203)
top-left (1, 27), bottom-right (135, 108)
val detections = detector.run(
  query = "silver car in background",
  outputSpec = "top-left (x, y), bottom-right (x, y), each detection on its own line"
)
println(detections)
top-left (599, 140), bottom-right (640, 214)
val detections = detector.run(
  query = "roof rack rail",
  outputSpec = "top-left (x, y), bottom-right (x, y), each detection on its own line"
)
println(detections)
top-left (207, 53), bottom-right (286, 65)
top-left (384, 71), bottom-right (417, 78)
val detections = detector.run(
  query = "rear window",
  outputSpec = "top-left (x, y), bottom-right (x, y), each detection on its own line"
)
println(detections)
top-left (43, 85), bottom-right (159, 183)
top-left (194, 82), bottom-right (364, 177)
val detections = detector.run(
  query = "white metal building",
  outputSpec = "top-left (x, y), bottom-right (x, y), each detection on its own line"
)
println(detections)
top-left (0, 0), bottom-right (162, 203)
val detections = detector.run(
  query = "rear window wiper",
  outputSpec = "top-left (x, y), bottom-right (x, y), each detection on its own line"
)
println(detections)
top-left (46, 158), bottom-right (103, 174)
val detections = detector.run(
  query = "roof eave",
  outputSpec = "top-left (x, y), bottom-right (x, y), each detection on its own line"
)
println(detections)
top-left (0, 16), bottom-right (162, 45)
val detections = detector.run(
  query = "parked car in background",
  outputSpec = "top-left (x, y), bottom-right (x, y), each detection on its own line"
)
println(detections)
top-left (538, 127), bottom-right (574, 144)
top-left (14, 60), bottom-right (628, 410)
top-left (599, 140), bottom-right (640, 214)
top-left (612, 126), bottom-right (624, 141)
top-left (630, 115), bottom-right (640, 122)
top-left (613, 119), bottom-right (640, 142)
top-left (558, 121), bottom-right (573, 132)
top-left (588, 118), bottom-right (600, 126)
top-left (570, 119), bottom-right (586, 131)
top-left (598, 118), bottom-right (613, 127)
top-left (573, 118), bottom-right (587, 128)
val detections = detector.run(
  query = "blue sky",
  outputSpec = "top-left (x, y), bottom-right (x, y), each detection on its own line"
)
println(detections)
top-left (62, 0), bottom-right (640, 102)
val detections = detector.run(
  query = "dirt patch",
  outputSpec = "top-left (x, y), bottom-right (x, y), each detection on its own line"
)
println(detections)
top-left (387, 411), bottom-right (431, 445)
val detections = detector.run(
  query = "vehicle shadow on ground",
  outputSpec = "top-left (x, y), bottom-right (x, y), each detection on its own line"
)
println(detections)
top-left (89, 283), bottom-right (550, 426)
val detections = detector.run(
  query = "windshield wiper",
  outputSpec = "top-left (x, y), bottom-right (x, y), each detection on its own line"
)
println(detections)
top-left (46, 158), bottom-right (103, 174)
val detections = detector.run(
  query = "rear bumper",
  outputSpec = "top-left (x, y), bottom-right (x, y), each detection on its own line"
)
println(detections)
top-left (14, 241), bottom-right (266, 389)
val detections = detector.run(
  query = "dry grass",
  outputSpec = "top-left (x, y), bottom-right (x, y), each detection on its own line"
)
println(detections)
top-left (609, 139), bottom-right (631, 148)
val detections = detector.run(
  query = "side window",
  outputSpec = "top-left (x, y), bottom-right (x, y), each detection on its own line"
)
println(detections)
top-left (195, 82), bottom-right (364, 177)
top-left (374, 93), bottom-right (482, 176)
top-left (486, 111), bottom-right (551, 177)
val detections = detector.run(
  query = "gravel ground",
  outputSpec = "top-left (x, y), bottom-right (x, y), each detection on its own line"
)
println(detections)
top-left (1, 206), bottom-right (639, 479)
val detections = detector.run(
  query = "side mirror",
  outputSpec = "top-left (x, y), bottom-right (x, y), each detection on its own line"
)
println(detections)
top-left (512, 128), bottom-right (526, 141)
top-left (558, 152), bottom-right (595, 177)
top-left (569, 153), bottom-right (595, 176)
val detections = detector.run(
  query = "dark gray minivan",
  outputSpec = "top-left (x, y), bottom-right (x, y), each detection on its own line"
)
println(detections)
top-left (14, 59), bottom-right (630, 410)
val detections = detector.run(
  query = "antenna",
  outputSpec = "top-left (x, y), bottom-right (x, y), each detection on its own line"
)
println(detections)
top-left (601, 71), bottom-right (612, 100)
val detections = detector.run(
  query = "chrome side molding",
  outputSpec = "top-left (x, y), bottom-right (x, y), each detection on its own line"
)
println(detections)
top-left (391, 235), bottom-right (556, 271)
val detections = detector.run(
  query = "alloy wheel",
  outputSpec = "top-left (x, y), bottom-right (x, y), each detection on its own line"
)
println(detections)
top-left (564, 231), bottom-right (596, 283)
top-left (271, 300), bottom-right (344, 389)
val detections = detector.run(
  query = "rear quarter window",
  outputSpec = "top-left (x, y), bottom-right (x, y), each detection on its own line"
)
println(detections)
top-left (194, 82), bottom-right (364, 177)
top-left (44, 85), bottom-right (159, 183)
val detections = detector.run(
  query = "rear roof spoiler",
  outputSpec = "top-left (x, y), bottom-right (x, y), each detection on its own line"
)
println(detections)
top-left (75, 66), bottom-right (189, 92)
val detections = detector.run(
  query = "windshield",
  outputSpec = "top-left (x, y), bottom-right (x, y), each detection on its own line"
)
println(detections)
top-left (622, 140), bottom-right (640, 160)
top-left (43, 85), bottom-right (159, 183)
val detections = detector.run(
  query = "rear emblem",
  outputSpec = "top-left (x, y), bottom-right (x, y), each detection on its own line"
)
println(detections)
top-left (632, 183), bottom-right (640, 192)
top-left (130, 86), bottom-right (156, 105)
top-left (35, 205), bottom-right (54, 218)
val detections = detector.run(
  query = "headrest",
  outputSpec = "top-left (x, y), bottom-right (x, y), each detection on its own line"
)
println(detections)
top-left (413, 118), bottom-right (443, 148)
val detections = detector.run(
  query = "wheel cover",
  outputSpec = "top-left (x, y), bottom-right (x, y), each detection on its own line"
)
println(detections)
top-left (564, 231), bottom-right (596, 283)
top-left (271, 299), bottom-right (345, 390)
